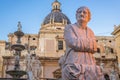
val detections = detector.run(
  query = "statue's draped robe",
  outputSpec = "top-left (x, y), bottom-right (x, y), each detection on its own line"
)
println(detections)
top-left (62, 23), bottom-right (104, 80)
top-left (31, 59), bottom-right (41, 80)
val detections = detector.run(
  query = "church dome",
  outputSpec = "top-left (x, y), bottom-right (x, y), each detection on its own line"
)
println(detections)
top-left (43, 12), bottom-right (71, 25)
top-left (42, 0), bottom-right (71, 25)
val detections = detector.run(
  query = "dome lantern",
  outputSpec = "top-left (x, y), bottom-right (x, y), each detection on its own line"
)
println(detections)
top-left (52, 0), bottom-right (61, 12)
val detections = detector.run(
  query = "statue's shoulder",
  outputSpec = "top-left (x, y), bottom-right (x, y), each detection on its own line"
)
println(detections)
top-left (65, 24), bottom-right (76, 30)
top-left (87, 27), bottom-right (94, 34)
top-left (65, 24), bottom-right (72, 29)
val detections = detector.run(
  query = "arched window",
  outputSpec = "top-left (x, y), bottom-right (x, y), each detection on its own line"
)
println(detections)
top-left (97, 48), bottom-right (100, 53)
top-left (111, 48), bottom-right (114, 53)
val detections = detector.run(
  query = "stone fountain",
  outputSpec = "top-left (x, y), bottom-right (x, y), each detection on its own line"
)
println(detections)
top-left (6, 22), bottom-right (27, 79)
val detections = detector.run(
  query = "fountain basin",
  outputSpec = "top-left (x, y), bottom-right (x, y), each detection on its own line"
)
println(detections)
top-left (6, 70), bottom-right (27, 78)
top-left (11, 44), bottom-right (25, 51)
top-left (14, 31), bottom-right (24, 37)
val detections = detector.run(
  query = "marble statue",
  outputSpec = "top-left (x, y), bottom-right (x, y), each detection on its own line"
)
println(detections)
top-left (25, 52), bottom-right (41, 80)
top-left (110, 69), bottom-right (119, 80)
top-left (31, 54), bottom-right (41, 80)
top-left (25, 51), bottom-right (32, 72)
top-left (110, 70), bottom-right (116, 80)
top-left (60, 6), bottom-right (104, 80)
top-left (17, 21), bottom-right (22, 31)
top-left (100, 63), bottom-right (104, 72)
top-left (25, 51), bottom-right (33, 80)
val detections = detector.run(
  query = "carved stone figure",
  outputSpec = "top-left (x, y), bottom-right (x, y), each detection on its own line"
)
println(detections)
top-left (110, 69), bottom-right (119, 80)
top-left (61, 6), bottom-right (104, 80)
top-left (25, 51), bottom-right (32, 71)
top-left (25, 51), bottom-right (33, 80)
top-left (100, 63), bottom-right (104, 72)
top-left (31, 54), bottom-right (41, 80)
top-left (110, 69), bottom-right (116, 80)
top-left (17, 21), bottom-right (22, 31)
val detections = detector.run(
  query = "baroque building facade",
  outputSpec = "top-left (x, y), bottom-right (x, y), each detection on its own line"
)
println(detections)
top-left (0, 0), bottom-right (119, 79)
top-left (112, 25), bottom-right (120, 73)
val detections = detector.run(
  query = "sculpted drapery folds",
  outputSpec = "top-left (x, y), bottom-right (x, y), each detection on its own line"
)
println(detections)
top-left (60, 6), bottom-right (104, 80)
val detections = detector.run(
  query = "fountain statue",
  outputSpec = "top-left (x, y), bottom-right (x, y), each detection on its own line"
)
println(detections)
top-left (25, 51), bottom-right (33, 80)
top-left (6, 22), bottom-right (27, 79)
top-left (25, 52), bottom-right (42, 80)
top-left (110, 69), bottom-right (119, 80)
top-left (31, 54), bottom-right (41, 80)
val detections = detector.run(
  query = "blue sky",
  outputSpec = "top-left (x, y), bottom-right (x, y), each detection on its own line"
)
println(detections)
top-left (0, 0), bottom-right (120, 41)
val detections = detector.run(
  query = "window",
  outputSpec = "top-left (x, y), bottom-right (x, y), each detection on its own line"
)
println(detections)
top-left (56, 28), bottom-right (61, 30)
top-left (58, 41), bottom-right (63, 50)
top-left (97, 48), bottom-right (100, 53)
top-left (109, 40), bottom-right (111, 43)
top-left (33, 38), bottom-right (36, 40)
top-left (96, 40), bottom-right (98, 42)
top-left (30, 46), bottom-right (37, 50)
top-left (111, 48), bottom-right (114, 53)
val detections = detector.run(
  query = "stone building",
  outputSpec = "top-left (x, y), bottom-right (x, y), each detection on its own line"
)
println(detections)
top-left (112, 25), bottom-right (120, 73)
top-left (0, 0), bottom-right (119, 79)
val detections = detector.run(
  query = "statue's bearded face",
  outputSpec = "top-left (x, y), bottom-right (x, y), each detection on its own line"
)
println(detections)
top-left (76, 7), bottom-right (90, 23)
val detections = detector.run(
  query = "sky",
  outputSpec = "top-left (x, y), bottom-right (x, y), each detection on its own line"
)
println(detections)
top-left (0, 0), bottom-right (120, 41)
